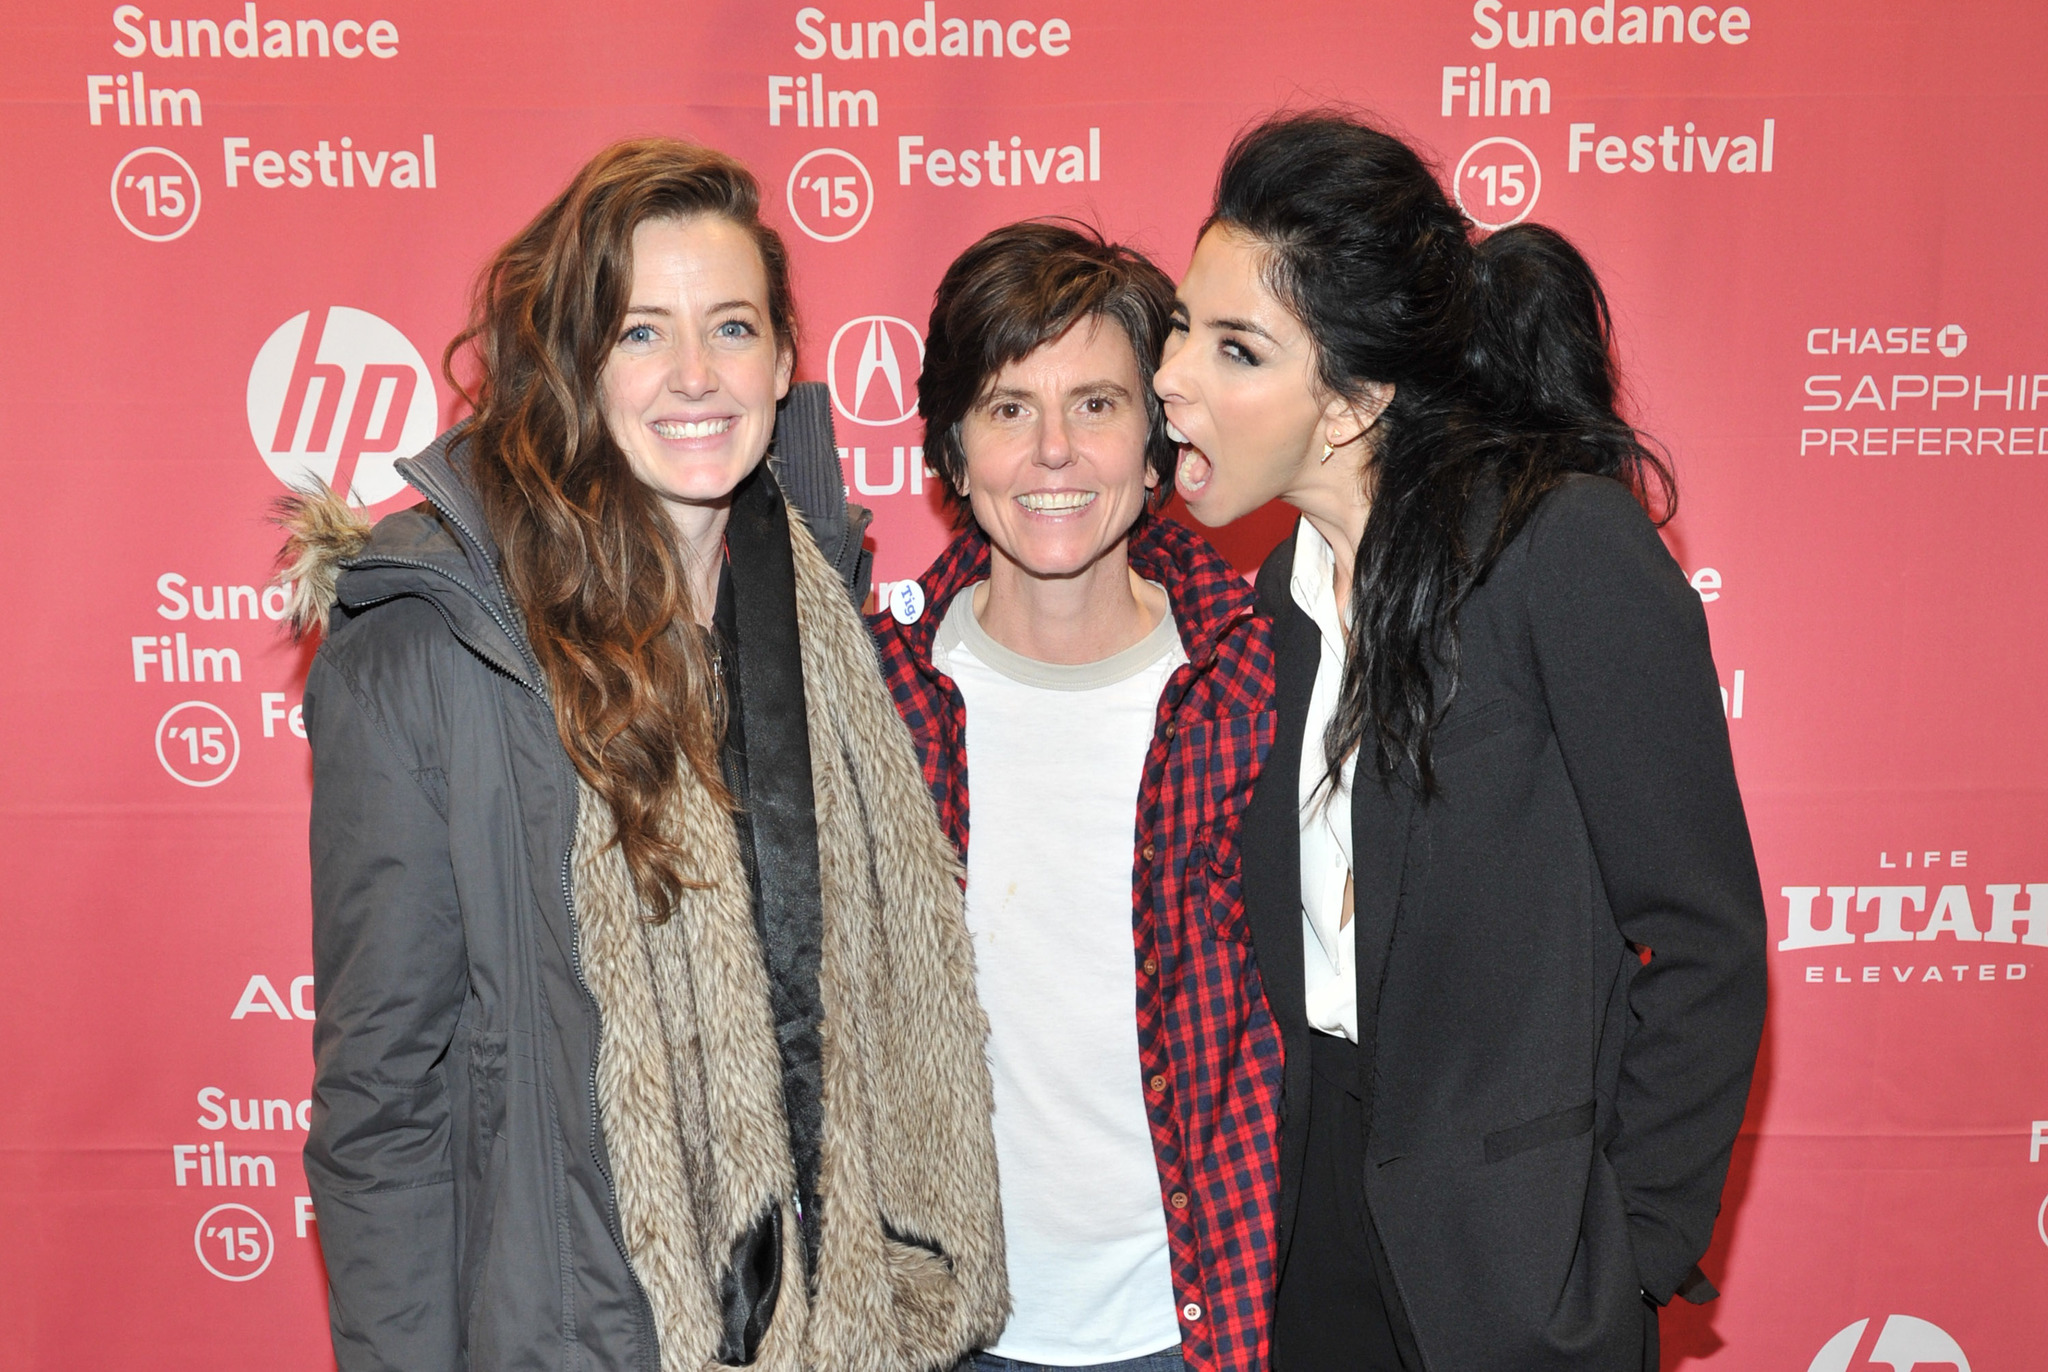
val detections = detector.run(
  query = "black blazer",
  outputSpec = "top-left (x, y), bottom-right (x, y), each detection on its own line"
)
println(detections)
top-left (1241, 476), bottom-right (1767, 1372)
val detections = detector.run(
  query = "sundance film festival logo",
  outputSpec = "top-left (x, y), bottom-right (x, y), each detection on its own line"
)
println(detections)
top-left (1454, 135), bottom-right (1541, 230)
top-left (1808, 1314), bottom-right (1969, 1371)
top-left (194, 1201), bottom-right (274, 1282)
top-left (247, 306), bottom-right (437, 506)
top-left (827, 315), bottom-right (924, 427)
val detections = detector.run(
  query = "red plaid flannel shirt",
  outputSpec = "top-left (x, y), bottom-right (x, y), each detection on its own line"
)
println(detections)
top-left (870, 514), bottom-right (1284, 1372)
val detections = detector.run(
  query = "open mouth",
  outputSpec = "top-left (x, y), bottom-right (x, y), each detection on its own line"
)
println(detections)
top-left (1167, 421), bottom-right (1212, 497)
top-left (1016, 490), bottom-right (1098, 515)
top-left (651, 417), bottom-right (734, 440)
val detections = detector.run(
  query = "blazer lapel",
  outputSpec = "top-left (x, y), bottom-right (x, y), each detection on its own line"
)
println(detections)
top-left (1244, 594), bottom-right (1314, 1048)
top-left (1242, 532), bottom-right (1319, 1258)
top-left (1348, 753), bottom-right (1417, 1151)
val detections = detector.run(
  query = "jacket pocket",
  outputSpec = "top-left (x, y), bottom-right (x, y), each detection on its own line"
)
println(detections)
top-left (1190, 824), bottom-right (1253, 945)
top-left (1484, 1099), bottom-right (1596, 1164)
top-left (458, 1030), bottom-right (510, 1326)
top-left (466, 1030), bottom-right (509, 1168)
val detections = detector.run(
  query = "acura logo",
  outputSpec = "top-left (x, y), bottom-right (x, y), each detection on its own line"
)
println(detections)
top-left (826, 315), bottom-right (924, 427)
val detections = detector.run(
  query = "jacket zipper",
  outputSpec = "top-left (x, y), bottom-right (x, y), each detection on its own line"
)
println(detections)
top-left (359, 478), bottom-right (661, 1362)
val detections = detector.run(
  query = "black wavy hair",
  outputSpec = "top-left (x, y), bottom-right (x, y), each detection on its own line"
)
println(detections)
top-left (1467, 221), bottom-right (1674, 528)
top-left (1209, 112), bottom-right (1673, 793)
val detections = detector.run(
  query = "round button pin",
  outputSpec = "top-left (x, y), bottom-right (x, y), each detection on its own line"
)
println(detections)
top-left (890, 579), bottom-right (926, 625)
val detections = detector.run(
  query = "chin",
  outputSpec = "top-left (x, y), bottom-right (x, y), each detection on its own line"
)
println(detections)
top-left (663, 457), bottom-right (766, 504)
top-left (1177, 480), bottom-right (1252, 529)
top-left (1176, 490), bottom-right (1232, 528)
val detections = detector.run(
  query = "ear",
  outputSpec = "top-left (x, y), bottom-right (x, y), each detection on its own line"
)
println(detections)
top-left (1324, 381), bottom-right (1394, 449)
top-left (774, 344), bottom-right (795, 400)
top-left (1143, 462), bottom-right (1161, 490)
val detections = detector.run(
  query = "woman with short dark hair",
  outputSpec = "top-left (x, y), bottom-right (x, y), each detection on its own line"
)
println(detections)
top-left (1153, 112), bottom-right (1767, 1372)
top-left (284, 136), bottom-right (1006, 1372)
top-left (874, 220), bottom-right (1284, 1372)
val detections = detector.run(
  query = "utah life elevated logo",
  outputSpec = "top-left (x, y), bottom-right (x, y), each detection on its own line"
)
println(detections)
top-left (247, 306), bottom-right (437, 506)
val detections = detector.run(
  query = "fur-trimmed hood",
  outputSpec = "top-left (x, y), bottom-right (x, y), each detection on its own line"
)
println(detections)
top-left (276, 430), bottom-right (542, 691)
top-left (274, 483), bottom-right (372, 638)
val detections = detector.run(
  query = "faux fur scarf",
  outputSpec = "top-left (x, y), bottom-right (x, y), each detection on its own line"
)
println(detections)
top-left (573, 510), bottom-right (1008, 1372)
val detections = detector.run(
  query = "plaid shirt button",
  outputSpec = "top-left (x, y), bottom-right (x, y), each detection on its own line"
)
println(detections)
top-left (1170, 1191), bottom-right (1189, 1210)
top-left (1143, 956), bottom-right (1157, 975)
top-left (1149, 1074), bottom-right (1167, 1093)
top-left (1142, 843), bottom-right (1157, 861)
top-left (1183, 1303), bottom-right (1203, 1322)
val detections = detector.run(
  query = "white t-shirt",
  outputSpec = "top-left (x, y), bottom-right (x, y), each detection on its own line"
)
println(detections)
top-left (934, 585), bottom-right (1187, 1365)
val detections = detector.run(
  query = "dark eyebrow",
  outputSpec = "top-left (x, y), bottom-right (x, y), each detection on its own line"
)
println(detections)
top-left (622, 300), bottom-right (762, 317)
top-left (1210, 315), bottom-right (1277, 342)
top-left (1071, 381), bottom-right (1134, 401)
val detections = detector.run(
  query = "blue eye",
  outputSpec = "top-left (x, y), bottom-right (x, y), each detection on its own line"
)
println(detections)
top-left (716, 319), bottom-right (758, 340)
top-left (1221, 338), bottom-right (1259, 366)
top-left (621, 323), bottom-right (656, 345)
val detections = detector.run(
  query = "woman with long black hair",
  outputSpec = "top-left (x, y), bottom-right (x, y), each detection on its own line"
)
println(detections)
top-left (1152, 112), bottom-right (1768, 1371)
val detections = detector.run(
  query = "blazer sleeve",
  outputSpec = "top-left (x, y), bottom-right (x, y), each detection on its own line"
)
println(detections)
top-left (1520, 477), bottom-right (1768, 1303)
top-left (302, 630), bottom-right (466, 1370)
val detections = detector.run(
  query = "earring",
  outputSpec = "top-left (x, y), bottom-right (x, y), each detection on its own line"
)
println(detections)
top-left (1320, 440), bottom-right (1335, 465)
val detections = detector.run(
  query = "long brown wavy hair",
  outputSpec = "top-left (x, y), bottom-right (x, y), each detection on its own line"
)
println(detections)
top-left (445, 137), bottom-right (799, 917)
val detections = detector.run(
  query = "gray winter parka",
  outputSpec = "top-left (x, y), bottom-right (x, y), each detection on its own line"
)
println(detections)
top-left (300, 433), bottom-right (685, 1370)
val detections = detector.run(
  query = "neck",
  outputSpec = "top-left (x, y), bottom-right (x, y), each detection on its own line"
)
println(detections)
top-left (974, 540), bottom-right (1162, 665)
top-left (1287, 446), bottom-right (1373, 609)
top-left (666, 501), bottom-right (731, 627)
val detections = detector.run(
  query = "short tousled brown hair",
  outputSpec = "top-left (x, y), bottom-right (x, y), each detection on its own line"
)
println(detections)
top-left (918, 220), bottom-right (1177, 513)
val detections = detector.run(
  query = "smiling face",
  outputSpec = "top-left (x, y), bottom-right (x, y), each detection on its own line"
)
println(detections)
top-left (599, 214), bottom-right (793, 547)
top-left (959, 316), bottom-right (1157, 586)
top-left (1154, 224), bottom-right (1354, 527)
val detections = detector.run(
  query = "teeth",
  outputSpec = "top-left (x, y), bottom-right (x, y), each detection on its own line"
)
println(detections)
top-left (1165, 420), bottom-right (1189, 445)
top-left (1017, 490), bottom-right (1097, 513)
top-left (1176, 447), bottom-right (1212, 496)
top-left (652, 418), bottom-right (733, 439)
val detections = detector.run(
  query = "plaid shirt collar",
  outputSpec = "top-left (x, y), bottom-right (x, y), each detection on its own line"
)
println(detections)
top-left (882, 513), bottom-right (1254, 680)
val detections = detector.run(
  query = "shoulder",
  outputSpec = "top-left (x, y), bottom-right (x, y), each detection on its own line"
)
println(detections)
top-left (311, 597), bottom-right (472, 738)
top-left (1518, 473), bottom-right (1672, 571)
top-left (867, 526), bottom-right (985, 655)
top-left (1134, 515), bottom-right (1257, 630)
top-left (1492, 475), bottom-right (1707, 659)
top-left (312, 535), bottom-right (509, 761)
top-left (356, 502), bottom-right (461, 560)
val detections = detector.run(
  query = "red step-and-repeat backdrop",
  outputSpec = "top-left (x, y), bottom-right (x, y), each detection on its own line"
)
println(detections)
top-left (3, 1), bottom-right (2044, 1366)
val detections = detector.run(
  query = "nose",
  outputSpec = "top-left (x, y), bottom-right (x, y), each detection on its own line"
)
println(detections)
top-left (665, 337), bottom-right (717, 398)
top-left (1154, 332), bottom-right (1189, 404)
top-left (1034, 410), bottom-right (1076, 470)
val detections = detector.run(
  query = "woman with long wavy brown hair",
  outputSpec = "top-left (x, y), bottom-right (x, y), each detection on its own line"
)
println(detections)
top-left (281, 136), bottom-right (1007, 1372)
